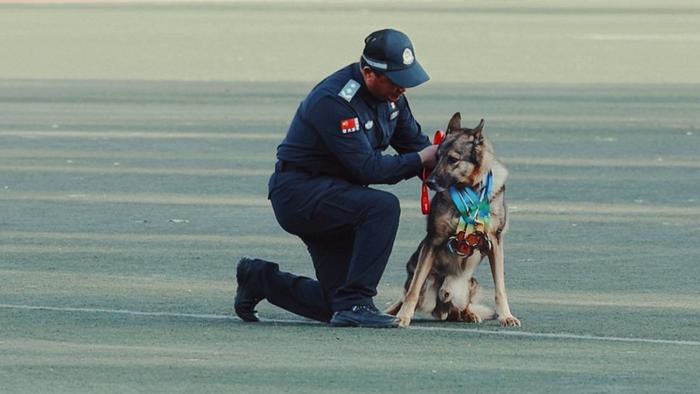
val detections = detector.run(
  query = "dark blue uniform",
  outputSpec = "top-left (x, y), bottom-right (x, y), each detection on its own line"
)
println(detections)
top-left (261, 63), bottom-right (430, 322)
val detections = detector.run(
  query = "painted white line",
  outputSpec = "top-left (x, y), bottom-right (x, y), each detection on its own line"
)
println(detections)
top-left (1, 192), bottom-right (698, 217)
top-left (0, 165), bottom-right (271, 177)
top-left (2, 303), bottom-right (698, 347)
top-left (0, 304), bottom-right (235, 321)
top-left (0, 131), bottom-right (282, 140)
top-left (578, 33), bottom-right (700, 42)
top-left (409, 325), bottom-right (700, 347)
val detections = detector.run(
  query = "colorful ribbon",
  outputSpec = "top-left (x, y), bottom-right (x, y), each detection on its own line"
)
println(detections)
top-left (446, 171), bottom-right (493, 256)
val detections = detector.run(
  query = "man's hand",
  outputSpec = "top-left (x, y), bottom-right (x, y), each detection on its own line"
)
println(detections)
top-left (418, 144), bottom-right (439, 168)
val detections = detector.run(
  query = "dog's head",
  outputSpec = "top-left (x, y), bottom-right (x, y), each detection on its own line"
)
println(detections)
top-left (426, 112), bottom-right (492, 192)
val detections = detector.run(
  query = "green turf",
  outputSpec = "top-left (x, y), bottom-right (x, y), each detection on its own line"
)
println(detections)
top-left (1, 1), bottom-right (700, 393)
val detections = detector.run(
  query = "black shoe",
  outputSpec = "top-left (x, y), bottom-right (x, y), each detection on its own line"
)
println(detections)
top-left (234, 257), bottom-right (265, 322)
top-left (329, 304), bottom-right (399, 328)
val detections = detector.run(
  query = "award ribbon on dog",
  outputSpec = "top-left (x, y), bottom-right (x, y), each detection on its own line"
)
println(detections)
top-left (447, 171), bottom-right (494, 257)
top-left (421, 130), bottom-right (445, 215)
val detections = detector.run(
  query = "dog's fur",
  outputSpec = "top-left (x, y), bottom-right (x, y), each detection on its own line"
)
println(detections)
top-left (386, 113), bottom-right (520, 327)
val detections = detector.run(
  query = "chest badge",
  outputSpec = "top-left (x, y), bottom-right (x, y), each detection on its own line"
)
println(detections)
top-left (388, 102), bottom-right (399, 119)
top-left (364, 120), bottom-right (374, 130)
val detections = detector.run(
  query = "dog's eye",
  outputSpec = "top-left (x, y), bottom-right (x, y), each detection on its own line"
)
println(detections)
top-left (447, 156), bottom-right (460, 165)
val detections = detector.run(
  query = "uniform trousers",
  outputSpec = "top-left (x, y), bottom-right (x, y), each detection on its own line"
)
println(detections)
top-left (259, 166), bottom-right (401, 322)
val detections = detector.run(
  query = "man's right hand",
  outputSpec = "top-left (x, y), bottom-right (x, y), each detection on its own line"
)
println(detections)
top-left (418, 144), bottom-right (439, 168)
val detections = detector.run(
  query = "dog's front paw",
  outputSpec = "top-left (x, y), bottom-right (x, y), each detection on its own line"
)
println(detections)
top-left (498, 315), bottom-right (521, 327)
top-left (396, 313), bottom-right (412, 327)
top-left (395, 307), bottom-right (414, 327)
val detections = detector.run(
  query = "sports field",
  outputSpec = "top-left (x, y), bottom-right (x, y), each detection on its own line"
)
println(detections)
top-left (1, 1), bottom-right (699, 393)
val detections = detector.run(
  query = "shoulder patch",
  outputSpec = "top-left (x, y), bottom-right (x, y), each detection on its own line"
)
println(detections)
top-left (338, 79), bottom-right (360, 102)
top-left (340, 117), bottom-right (360, 134)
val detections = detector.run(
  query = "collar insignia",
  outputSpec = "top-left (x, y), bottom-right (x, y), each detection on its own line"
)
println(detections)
top-left (338, 79), bottom-right (360, 102)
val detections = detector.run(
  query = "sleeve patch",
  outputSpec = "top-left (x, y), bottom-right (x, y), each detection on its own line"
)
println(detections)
top-left (340, 117), bottom-right (360, 134)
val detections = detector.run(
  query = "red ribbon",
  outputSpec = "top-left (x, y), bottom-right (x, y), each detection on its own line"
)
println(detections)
top-left (421, 130), bottom-right (445, 215)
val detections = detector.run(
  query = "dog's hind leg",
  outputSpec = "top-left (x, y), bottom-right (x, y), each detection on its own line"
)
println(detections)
top-left (395, 244), bottom-right (437, 327)
top-left (417, 276), bottom-right (439, 314)
top-left (465, 278), bottom-right (495, 321)
top-left (385, 299), bottom-right (403, 316)
top-left (456, 281), bottom-right (494, 322)
top-left (469, 303), bottom-right (496, 321)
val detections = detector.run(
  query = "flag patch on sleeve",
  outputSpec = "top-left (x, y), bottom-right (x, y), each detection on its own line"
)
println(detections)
top-left (340, 117), bottom-right (360, 134)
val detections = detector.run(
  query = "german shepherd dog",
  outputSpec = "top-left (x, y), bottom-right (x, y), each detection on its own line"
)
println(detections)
top-left (387, 113), bottom-right (520, 327)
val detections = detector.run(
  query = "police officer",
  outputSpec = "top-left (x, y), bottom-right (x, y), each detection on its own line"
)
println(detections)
top-left (235, 29), bottom-right (438, 328)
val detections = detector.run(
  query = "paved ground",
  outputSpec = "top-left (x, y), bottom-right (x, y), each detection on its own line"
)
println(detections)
top-left (1, 1), bottom-right (699, 393)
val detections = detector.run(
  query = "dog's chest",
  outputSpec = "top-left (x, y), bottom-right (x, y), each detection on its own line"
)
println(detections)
top-left (433, 208), bottom-right (461, 240)
top-left (433, 195), bottom-right (496, 240)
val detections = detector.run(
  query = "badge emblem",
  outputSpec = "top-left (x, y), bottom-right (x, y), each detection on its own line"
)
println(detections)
top-left (402, 48), bottom-right (414, 65)
top-left (364, 120), bottom-right (373, 130)
top-left (340, 117), bottom-right (360, 134)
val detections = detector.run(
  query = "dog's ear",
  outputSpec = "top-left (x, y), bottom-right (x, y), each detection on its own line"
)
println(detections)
top-left (474, 118), bottom-right (485, 134)
top-left (446, 112), bottom-right (462, 134)
top-left (473, 118), bottom-right (485, 142)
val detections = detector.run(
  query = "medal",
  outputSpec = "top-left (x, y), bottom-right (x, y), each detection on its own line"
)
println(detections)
top-left (447, 230), bottom-right (490, 257)
top-left (445, 172), bottom-right (494, 256)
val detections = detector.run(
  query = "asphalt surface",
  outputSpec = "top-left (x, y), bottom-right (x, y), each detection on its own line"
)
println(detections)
top-left (1, 2), bottom-right (699, 393)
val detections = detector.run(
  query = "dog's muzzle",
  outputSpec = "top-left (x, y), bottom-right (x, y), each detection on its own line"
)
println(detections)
top-left (425, 178), bottom-right (446, 193)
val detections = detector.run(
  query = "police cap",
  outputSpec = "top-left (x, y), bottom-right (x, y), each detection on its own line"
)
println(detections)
top-left (362, 29), bottom-right (430, 88)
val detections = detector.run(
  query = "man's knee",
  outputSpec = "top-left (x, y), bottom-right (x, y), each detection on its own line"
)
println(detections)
top-left (370, 191), bottom-right (401, 222)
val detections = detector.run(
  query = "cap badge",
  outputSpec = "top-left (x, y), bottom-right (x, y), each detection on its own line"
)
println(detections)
top-left (402, 48), bottom-right (414, 65)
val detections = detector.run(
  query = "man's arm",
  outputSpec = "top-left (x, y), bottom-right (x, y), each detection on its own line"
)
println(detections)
top-left (309, 96), bottom-right (423, 185)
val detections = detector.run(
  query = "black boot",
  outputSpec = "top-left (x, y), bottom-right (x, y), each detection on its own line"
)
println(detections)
top-left (330, 304), bottom-right (399, 328)
top-left (234, 257), bottom-right (267, 322)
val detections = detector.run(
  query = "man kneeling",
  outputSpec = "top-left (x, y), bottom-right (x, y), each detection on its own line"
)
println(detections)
top-left (236, 29), bottom-right (437, 328)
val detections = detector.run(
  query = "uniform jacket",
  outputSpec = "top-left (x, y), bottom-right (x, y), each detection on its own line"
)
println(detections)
top-left (276, 63), bottom-right (431, 185)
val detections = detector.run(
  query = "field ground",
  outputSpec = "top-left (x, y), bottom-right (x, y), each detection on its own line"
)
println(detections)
top-left (1, 1), bottom-right (699, 393)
